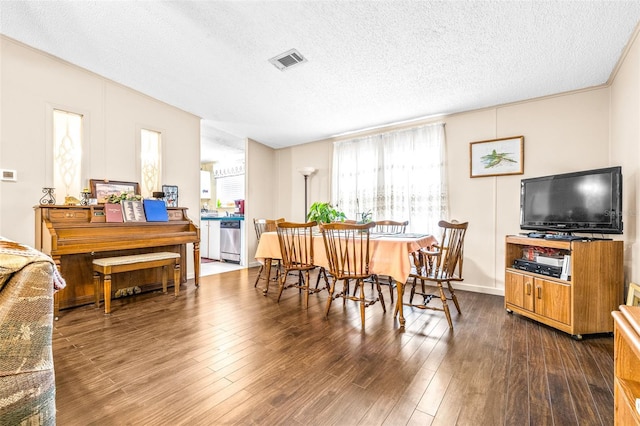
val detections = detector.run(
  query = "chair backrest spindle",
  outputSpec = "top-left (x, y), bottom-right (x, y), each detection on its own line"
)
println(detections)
top-left (374, 220), bottom-right (408, 234)
top-left (320, 222), bottom-right (375, 280)
top-left (276, 221), bottom-right (316, 270)
top-left (434, 220), bottom-right (468, 280)
top-left (254, 217), bottom-right (285, 240)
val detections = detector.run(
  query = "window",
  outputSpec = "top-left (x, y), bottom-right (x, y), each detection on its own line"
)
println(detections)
top-left (214, 159), bottom-right (245, 207)
top-left (216, 175), bottom-right (244, 207)
top-left (53, 109), bottom-right (83, 197)
top-left (140, 129), bottom-right (161, 198)
top-left (332, 123), bottom-right (448, 235)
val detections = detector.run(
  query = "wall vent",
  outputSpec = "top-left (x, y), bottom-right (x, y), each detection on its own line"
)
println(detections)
top-left (268, 48), bottom-right (307, 71)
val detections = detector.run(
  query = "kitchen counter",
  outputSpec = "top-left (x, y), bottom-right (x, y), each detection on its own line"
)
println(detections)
top-left (200, 216), bottom-right (246, 265)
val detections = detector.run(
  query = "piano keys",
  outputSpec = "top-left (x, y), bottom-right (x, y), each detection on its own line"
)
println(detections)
top-left (34, 205), bottom-right (200, 317)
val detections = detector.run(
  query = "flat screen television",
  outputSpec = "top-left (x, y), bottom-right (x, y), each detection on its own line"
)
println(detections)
top-left (520, 166), bottom-right (623, 234)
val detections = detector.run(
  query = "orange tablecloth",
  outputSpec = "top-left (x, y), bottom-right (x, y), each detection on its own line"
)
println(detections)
top-left (255, 231), bottom-right (437, 327)
top-left (254, 231), bottom-right (436, 285)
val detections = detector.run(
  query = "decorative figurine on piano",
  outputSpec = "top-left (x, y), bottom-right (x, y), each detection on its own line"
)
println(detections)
top-left (40, 187), bottom-right (56, 205)
top-left (64, 195), bottom-right (81, 205)
top-left (80, 188), bottom-right (91, 206)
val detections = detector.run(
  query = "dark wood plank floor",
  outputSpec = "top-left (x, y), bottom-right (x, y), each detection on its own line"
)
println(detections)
top-left (53, 268), bottom-right (614, 425)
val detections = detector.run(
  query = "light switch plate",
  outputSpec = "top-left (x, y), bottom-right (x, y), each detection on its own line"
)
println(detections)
top-left (0, 169), bottom-right (17, 182)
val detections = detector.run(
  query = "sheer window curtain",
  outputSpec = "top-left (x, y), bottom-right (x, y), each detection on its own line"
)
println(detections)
top-left (332, 123), bottom-right (448, 235)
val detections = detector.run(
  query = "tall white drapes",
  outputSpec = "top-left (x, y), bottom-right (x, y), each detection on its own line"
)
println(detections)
top-left (332, 123), bottom-right (448, 235)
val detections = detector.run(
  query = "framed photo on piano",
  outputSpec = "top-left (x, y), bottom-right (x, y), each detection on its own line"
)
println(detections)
top-left (162, 185), bottom-right (178, 207)
top-left (90, 179), bottom-right (140, 204)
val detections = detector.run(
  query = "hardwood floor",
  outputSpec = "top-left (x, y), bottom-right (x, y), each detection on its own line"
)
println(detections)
top-left (53, 267), bottom-right (614, 425)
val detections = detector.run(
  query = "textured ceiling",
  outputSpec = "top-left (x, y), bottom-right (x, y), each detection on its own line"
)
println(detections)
top-left (1, 1), bottom-right (640, 161)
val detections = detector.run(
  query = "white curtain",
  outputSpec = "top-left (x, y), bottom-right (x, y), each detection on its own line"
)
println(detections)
top-left (332, 123), bottom-right (448, 235)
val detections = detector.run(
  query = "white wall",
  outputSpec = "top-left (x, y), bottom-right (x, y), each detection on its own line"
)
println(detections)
top-left (0, 36), bottom-right (201, 276)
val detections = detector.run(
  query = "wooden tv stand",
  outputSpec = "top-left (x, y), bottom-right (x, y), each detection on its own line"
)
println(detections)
top-left (505, 235), bottom-right (623, 339)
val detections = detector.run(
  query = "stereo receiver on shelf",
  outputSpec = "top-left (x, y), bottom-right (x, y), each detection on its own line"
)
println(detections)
top-left (513, 259), bottom-right (562, 279)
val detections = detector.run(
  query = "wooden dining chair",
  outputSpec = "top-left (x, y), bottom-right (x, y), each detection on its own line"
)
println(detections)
top-left (374, 219), bottom-right (408, 234)
top-left (320, 221), bottom-right (386, 328)
top-left (405, 220), bottom-right (468, 329)
top-left (314, 219), bottom-right (356, 289)
top-left (370, 219), bottom-right (409, 306)
top-left (276, 221), bottom-right (326, 309)
top-left (254, 217), bottom-right (285, 289)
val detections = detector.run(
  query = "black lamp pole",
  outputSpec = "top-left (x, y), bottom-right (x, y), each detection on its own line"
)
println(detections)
top-left (299, 167), bottom-right (316, 221)
top-left (304, 174), bottom-right (309, 220)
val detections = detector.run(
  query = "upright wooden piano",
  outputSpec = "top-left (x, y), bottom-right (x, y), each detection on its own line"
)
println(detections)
top-left (34, 205), bottom-right (200, 317)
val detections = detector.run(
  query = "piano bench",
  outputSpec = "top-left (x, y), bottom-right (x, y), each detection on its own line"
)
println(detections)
top-left (92, 252), bottom-right (181, 314)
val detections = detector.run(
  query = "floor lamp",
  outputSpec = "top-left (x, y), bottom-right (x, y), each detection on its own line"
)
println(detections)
top-left (298, 167), bottom-right (316, 221)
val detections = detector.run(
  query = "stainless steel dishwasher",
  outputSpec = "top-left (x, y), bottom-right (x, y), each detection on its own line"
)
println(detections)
top-left (220, 220), bottom-right (241, 263)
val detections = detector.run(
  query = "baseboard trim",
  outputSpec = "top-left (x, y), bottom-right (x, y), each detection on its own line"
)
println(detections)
top-left (198, 262), bottom-right (506, 297)
top-left (453, 282), bottom-right (504, 296)
top-left (405, 280), bottom-right (505, 297)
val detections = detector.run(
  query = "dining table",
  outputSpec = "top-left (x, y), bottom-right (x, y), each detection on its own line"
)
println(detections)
top-left (254, 230), bottom-right (437, 328)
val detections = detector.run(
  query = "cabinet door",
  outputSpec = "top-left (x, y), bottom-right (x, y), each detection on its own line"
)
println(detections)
top-left (534, 278), bottom-right (571, 325)
top-left (505, 271), bottom-right (525, 308)
top-left (200, 221), bottom-right (209, 258)
top-left (505, 271), bottom-right (534, 312)
top-left (209, 221), bottom-right (221, 260)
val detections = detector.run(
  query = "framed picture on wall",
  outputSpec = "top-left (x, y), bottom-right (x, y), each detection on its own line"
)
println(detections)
top-left (162, 185), bottom-right (178, 207)
top-left (470, 136), bottom-right (524, 178)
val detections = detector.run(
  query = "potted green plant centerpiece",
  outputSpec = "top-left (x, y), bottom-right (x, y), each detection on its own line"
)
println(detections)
top-left (306, 202), bottom-right (346, 224)
top-left (358, 209), bottom-right (372, 224)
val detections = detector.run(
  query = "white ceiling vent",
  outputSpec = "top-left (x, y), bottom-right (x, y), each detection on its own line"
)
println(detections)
top-left (269, 48), bottom-right (307, 71)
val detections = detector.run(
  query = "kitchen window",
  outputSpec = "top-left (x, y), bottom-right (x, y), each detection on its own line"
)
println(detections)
top-left (216, 174), bottom-right (244, 207)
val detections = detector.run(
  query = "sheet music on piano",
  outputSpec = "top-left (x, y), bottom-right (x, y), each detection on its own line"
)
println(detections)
top-left (122, 200), bottom-right (146, 222)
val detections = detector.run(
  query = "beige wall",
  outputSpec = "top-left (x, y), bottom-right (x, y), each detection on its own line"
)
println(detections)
top-left (246, 138), bottom-right (276, 266)
top-left (4, 25), bottom-right (639, 293)
top-left (271, 25), bottom-right (640, 296)
top-left (277, 87), bottom-right (614, 295)
top-left (611, 27), bottom-right (640, 284)
top-left (0, 36), bottom-right (201, 276)
top-left (274, 139), bottom-right (334, 223)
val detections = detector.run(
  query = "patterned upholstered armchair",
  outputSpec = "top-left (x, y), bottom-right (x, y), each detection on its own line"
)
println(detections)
top-left (0, 237), bottom-right (65, 425)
